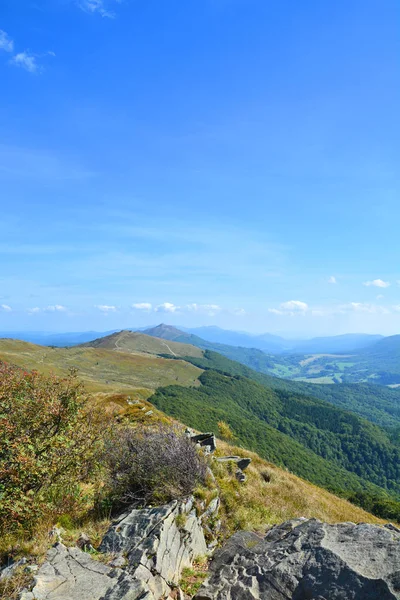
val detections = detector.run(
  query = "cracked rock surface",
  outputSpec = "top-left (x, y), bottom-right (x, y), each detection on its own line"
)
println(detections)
top-left (194, 519), bottom-right (400, 600)
top-left (30, 498), bottom-right (207, 600)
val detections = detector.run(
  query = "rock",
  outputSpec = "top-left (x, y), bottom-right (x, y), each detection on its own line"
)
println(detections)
top-left (216, 456), bottom-right (251, 471)
top-left (195, 519), bottom-right (400, 600)
top-left (30, 542), bottom-right (150, 600)
top-left (0, 557), bottom-right (27, 580)
top-left (19, 592), bottom-right (35, 600)
top-left (99, 499), bottom-right (208, 599)
top-left (108, 556), bottom-right (127, 568)
top-left (25, 565), bottom-right (39, 574)
top-left (236, 458), bottom-right (251, 471)
top-left (235, 469), bottom-right (246, 483)
top-left (202, 498), bottom-right (220, 521)
top-left (76, 532), bottom-right (95, 552)
top-left (188, 433), bottom-right (217, 454)
top-left (48, 527), bottom-right (64, 543)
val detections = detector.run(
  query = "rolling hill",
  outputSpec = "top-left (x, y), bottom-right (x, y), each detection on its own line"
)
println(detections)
top-left (80, 329), bottom-right (203, 358)
top-left (0, 337), bottom-right (203, 397)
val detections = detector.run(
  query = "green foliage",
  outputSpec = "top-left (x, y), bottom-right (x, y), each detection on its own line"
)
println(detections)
top-left (180, 562), bottom-right (208, 596)
top-left (346, 491), bottom-right (400, 522)
top-left (0, 364), bottom-right (102, 534)
top-left (151, 369), bottom-right (400, 504)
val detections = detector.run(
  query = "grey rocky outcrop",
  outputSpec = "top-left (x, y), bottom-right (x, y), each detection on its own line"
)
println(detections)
top-left (185, 429), bottom-right (217, 454)
top-left (99, 498), bottom-right (207, 597)
top-left (195, 518), bottom-right (400, 600)
top-left (28, 498), bottom-right (207, 600)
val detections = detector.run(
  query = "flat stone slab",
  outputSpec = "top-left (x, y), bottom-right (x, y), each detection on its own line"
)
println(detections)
top-left (30, 543), bottom-right (153, 600)
top-left (195, 519), bottom-right (400, 600)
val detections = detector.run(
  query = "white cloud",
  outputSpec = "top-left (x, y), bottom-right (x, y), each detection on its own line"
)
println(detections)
top-left (268, 300), bottom-right (308, 317)
top-left (44, 305), bottom-right (67, 312)
top-left (185, 303), bottom-right (222, 316)
top-left (27, 305), bottom-right (67, 314)
top-left (78, 0), bottom-right (117, 18)
top-left (376, 294), bottom-right (384, 300)
top-left (281, 300), bottom-right (308, 312)
top-left (0, 30), bottom-right (14, 53)
top-left (346, 302), bottom-right (390, 314)
top-left (0, 304), bottom-right (12, 312)
top-left (11, 52), bottom-right (38, 73)
top-left (155, 302), bottom-right (180, 313)
top-left (363, 279), bottom-right (390, 288)
top-left (96, 304), bottom-right (117, 313)
top-left (132, 302), bottom-right (153, 311)
top-left (231, 308), bottom-right (246, 316)
top-left (328, 276), bottom-right (337, 284)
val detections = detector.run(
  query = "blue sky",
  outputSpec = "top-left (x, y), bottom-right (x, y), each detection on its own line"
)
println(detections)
top-left (0, 0), bottom-right (399, 335)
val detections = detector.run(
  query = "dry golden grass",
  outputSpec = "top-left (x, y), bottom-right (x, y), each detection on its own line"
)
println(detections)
top-left (209, 439), bottom-right (384, 537)
top-left (83, 330), bottom-right (203, 359)
top-left (0, 339), bottom-right (203, 396)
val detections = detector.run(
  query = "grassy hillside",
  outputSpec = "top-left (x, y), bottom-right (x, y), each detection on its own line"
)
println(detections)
top-left (0, 338), bottom-right (203, 397)
top-left (81, 330), bottom-right (203, 358)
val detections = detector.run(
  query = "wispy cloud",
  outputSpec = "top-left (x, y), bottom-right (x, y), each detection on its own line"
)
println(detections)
top-left (328, 275), bottom-right (337, 284)
top-left (186, 303), bottom-right (222, 316)
top-left (11, 51), bottom-right (38, 73)
top-left (132, 301), bottom-right (236, 317)
top-left (95, 304), bottom-right (117, 313)
top-left (0, 304), bottom-right (12, 312)
top-left (363, 279), bottom-right (390, 288)
top-left (132, 302), bottom-right (153, 312)
top-left (44, 305), bottom-right (67, 312)
top-left (346, 302), bottom-right (390, 314)
top-left (78, 0), bottom-right (120, 18)
top-left (0, 30), bottom-right (14, 53)
top-left (28, 305), bottom-right (67, 313)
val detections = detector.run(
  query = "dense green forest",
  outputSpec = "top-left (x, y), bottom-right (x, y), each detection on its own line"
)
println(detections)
top-left (151, 369), bottom-right (400, 503)
top-left (183, 350), bottom-right (400, 429)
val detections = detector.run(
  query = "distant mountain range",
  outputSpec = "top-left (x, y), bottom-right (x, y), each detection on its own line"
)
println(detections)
top-left (2, 324), bottom-right (400, 385)
top-left (141, 324), bottom-right (400, 387)
top-left (0, 326), bottom-right (384, 354)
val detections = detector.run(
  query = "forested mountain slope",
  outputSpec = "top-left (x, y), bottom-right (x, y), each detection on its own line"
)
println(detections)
top-left (150, 370), bottom-right (400, 500)
top-left (182, 350), bottom-right (400, 429)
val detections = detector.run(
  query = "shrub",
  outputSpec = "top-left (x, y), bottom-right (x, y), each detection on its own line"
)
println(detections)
top-left (217, 421), bottom-right (235, 441)
top-left (101, 424), bottom-right (207, 509)
top-left (0, 364), bottom-right (102, 534)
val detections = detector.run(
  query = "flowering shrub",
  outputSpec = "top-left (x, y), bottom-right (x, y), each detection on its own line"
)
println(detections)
top-left (0, 363), bottom-right (101, 533)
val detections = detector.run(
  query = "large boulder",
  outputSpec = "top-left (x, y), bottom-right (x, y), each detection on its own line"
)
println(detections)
top-left (99, 498), bottom-right (208, 598)
top-left (195, 518), bottom-right (400, 600)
